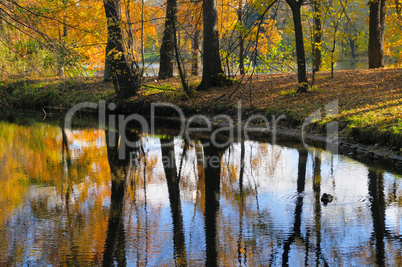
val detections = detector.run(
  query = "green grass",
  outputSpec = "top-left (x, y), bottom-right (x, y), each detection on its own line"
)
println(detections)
top-left (1, 77), bottom-right (114, 109)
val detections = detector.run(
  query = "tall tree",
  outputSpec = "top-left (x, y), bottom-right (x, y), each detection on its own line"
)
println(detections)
top-left (197, 0), bottom-right (229, 91)
top-left (285, 0), bottom-right (309, 93)
top-left (191, 26), bottom-right (201, 76)
top-left (368, 0), bottom-right (387, 68)
top-left (191, 0), bottom-right (202, 76)
top-left (158, 0), bottom-right (178, 79)
top-left (104, 0), bottom-right (141, 98)
top-left (312, 0), bottom-right (322, 72)
top-left (238, 0), bottom-right (245, 75)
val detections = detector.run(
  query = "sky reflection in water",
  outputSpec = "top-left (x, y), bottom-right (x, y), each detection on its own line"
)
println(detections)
top-left (0, 118), bottom-right (401, 266)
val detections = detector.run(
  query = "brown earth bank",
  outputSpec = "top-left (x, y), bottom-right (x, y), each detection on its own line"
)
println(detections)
top-left (1, 68), bottom-right (402, 168)
top-left (116, 69), bottom-right (402, 163)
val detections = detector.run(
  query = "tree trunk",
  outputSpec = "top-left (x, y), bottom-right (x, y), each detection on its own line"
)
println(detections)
top-left (349, 36), bottom-right (356, 59)
top-left (104, 0), bottom-right (140, 98)
top-left (313, 0), bottom-right (322, 72)
top-left (286, 0), bottom-right (308, 93)
top-left (191, 26), bottom-right (201, 76)
top-left (238, 2), bottom-right (245, 75)
top-left (239, 36), bottom-right (245, 75)
top-left (197, 0), bottom-right (228, 91)
top-left (368, 0), bottom-right (386, 68)
top-left (103, 38), bottom-right (112, 82)
top-left (158, 0), bottom-right (177, 79)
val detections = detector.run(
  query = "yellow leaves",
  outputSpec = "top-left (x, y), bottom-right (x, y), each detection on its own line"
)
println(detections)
top-left (384, 2), bottom-right (402, 62)
top-left (251, 0), bottom-right (276, 14)
top-left (113, 51), bottom-right (123, 60)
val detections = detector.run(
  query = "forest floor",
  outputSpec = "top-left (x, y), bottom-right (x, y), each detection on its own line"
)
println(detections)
top-left (1, 68), bottom-right (402, 151)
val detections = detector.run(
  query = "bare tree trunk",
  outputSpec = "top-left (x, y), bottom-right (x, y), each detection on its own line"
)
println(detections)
top-left (286, 0), bottom-right (308, 93)
top-left (141, 0), bottom-right (145, 72)
top-left (349, 35), bottom-right (356, 59)
top-left (172, 15), bottom-right (190, 95)
top-left (158, 0), bottom-right (177, 79)
top-left (313, 0), bottom-right (322, 72)
top-left (197, 0), bottom-right (229, 91)
top-left (190, 0), bottom-right (201, 76)
top-left (238, 1), bottom-right (245, 75)
top-left (191, 26), bottom-right (201, 76)
top-left (368, 0), bottom-right (387, 68)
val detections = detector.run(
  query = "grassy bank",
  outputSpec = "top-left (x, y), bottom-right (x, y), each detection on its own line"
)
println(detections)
top-left (0, 77), bottom-right (114, 109)
top-left (1, 68), bottom-right (401, 149)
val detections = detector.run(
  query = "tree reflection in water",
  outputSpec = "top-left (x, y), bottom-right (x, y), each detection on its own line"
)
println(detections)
top-left (103, 127), bottom-right (140, 266)
top-left (282, 149), bottom-right (307, 266)
top-left (368, 169), bottom-right (385, 266)
top-left (202, 139), bottom-right (228, 267)
top-left (161, 137), bottom-right (187, 266)
top-left (1, 116), bottom-right (402, 266)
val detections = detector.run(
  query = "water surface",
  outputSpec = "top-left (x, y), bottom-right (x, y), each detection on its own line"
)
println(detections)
top-left (0, 113), bottom-right (401, 266)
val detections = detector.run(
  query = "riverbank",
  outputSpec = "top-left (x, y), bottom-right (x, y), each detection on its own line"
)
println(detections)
top-left (1, 68), bottom-right (401, 159)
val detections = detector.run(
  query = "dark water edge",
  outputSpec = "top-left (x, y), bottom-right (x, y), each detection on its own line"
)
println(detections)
top-left (1, 109), bottom-right (401, 175)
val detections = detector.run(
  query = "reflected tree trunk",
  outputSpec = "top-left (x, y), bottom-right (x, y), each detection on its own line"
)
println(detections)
top-left (195, 141), bottom-right (206, 212)
top-left (160, 138), bottom-right (187, 266)
top-left (237, 140), bottom-right (246, 265)
top-left (103, 127), bottom-right (140, 266)
top-left (282, 149), bottom-right (308, 265)
top-left (61, 125), bottom-right (72, 212)
top-left (368, 169), bottom-right (385, 266)
top-left (239, 140), bottom-right (245, 195)
top-left (202, 141), bottom-right (227, 266)
top-left (313, 151), bottom-right (322, 265)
